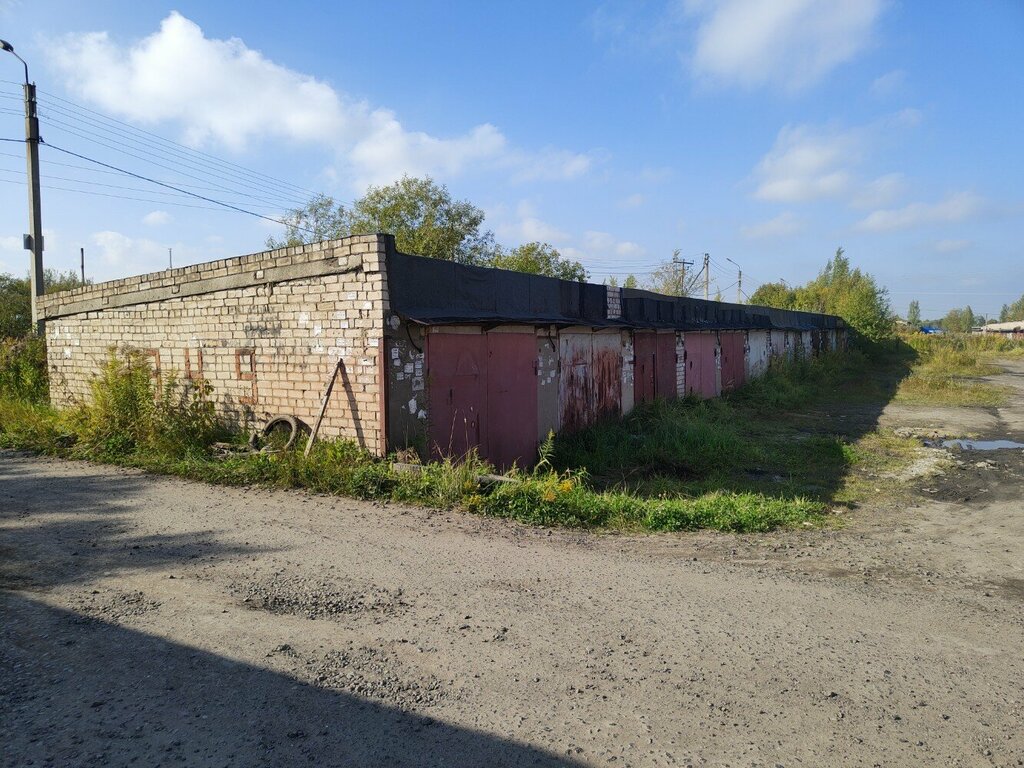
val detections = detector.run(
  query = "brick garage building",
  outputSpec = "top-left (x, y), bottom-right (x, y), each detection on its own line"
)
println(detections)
top-left (41, 234), bottom-right (845, 469)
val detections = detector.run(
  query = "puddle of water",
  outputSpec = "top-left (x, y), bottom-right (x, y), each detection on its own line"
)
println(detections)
top-left (941, 439), bottom-right (1024, 451)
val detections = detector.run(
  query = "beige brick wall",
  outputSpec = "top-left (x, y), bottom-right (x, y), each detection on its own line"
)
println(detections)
top-left (40, 235), bottom-right (389, 454)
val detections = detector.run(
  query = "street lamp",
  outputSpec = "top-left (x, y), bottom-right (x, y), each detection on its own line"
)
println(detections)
top-left (1, 38), bottom-right (44, 335)
top-left (725, 257), bottom-right (742, 303)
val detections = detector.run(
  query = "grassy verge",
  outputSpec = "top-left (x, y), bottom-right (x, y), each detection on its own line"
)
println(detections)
top-left (551, 346), bottom-right (921, 510)
top-left (894, 333), bottom-right (1016, 407)
top-left (0, 340), bottom-right (937, 535)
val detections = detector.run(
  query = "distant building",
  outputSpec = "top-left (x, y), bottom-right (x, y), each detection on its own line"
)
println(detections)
top-left (976, 320), bottom-right (1024, 339)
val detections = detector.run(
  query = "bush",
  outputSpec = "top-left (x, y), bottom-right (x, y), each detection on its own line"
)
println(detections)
top-left (71, 348), bottom-right (220, 460)
top-left (0, 336), bottom-right (48, 403)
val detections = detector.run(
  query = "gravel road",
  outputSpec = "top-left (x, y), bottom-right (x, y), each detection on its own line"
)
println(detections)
top-left (2, 361), bottom-right (1023, 767)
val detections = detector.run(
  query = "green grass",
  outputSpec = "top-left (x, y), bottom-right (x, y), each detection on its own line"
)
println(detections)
top-left (894, 332), bottom-right (1020, 407)
top-left (550, 348), bottom-right (909, 509)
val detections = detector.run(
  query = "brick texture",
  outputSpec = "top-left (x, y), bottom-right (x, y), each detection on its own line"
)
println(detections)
top-left (41, 235), bottom-right (390, 454)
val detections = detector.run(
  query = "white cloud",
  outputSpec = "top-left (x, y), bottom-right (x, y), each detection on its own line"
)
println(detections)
top-left (870, 69), bottom-right (906, 98)
top-left (493, 201), bottom-right (569, 244)
top-left (856, 192), bottom-right (986, 232)
top-left (618, 193), bottom-right (646, 209)
top-left (850, 173), bottom-right (906, 209)
top-left (741, 211), bottom-right (804, 239)
top-left (582, 230), bottom-right (645, 258)
top-left (49, 12), bottom-right (592, 190)
top-left (89, 231), bottom-right (204, 277)
top-left (752, 121), bottom-right (915, 208)
top-left (142, 210), bottom-right (171, 226)
top-left (934, 238), bottom-right (972, 254)
top-left (490, 204), bottom-right (644, 270)
top-left (638, 165), bottom-right (673, 184)
top-left (752, 124), bottom-right (858, 202)
top-left (683, 0), bottom-right (884, 91)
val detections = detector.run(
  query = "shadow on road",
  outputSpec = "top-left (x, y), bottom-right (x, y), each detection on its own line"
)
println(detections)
top-left (1, 592), bottom-right (584, 767)
top-left (0, 455), bottom-right (266, 591)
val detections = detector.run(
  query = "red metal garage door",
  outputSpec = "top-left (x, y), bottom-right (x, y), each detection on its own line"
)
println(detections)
top-left (633, 332), bottom-right (657, 405)
top-left (427, 333), bottom-right (486, 461)
top-left (486, 333), bottom-right (539, 470)
top-left (427, 331), bottom-right (539, 470)
top-left (720, 332), bottom-right (746, 392)
top-left (686, 332), bottom-right (718, 399)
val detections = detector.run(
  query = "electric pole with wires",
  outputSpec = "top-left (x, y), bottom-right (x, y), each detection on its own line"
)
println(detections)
top-left (703, 253), bottom-right (710, 301)
top-left (671, 250), bottom-right (694, 297)
top-left (1, 39), bottom-right (44, 335)
top-left (726, 257), bottom-right (742, 304)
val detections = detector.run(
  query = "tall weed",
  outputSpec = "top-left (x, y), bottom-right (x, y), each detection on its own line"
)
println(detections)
top-left (0, 336), bottom-right (48, 403)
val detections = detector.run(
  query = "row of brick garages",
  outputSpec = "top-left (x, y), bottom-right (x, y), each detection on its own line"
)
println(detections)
top-left (40, 235), bottom-right (846, 471)
top-left (385, 250), bottom-right (845, 469)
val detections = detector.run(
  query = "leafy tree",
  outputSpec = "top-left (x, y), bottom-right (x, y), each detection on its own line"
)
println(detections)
top-left (907, 299), bottom-right (921, 327)
top-left (998, 294), bottom-right (1024, 322)
top-left (749, 281), bottom-right (797, 309)
top-left (623, 274), bottom-right (639, 289)
top-left (940, 305), bottom-right (986, 333)
top-left (266, 194), bottom-right (349, 247)
top-left (268, 176), bottom-right (587, 280)
top-left (489, 242), bottom-right (588, 282)
top-left (794, 248), bottom-right (894, 342)
top-left (738, 248), bottom-right (894, 343)
top-left (347, 176), bottom-right (495, 264)
top-left (268, 176), bottom-right (495, 265)
top-left (1, 269), bottom-right (90, 338)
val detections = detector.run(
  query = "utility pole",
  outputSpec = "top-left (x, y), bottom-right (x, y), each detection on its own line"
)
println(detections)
top-left (703, 253), bottom-right (710, 301)
top-left (671, 250), bottom-right (694, 297)
top-left (1, 40), bottom-right (44, 335)
top-left (80, 247), bottom-right (85, 284)
top-left (168, 248), bottom-right (173, 269)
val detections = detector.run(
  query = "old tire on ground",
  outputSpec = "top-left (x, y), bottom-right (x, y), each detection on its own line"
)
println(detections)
top-left (250, 415), bottom-right (302, 453)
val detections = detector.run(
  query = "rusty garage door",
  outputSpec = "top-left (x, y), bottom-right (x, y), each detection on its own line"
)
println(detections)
top-left (592, 333), bottom-right (623, 420)
top-left (685, 332), bottom-right (718, 399)
top-left (633, 331), bottom-right (657, 405)
top-left (427, 331), bottom-right (539, 470)
top-left (559, 332), bottom-right (622, 433)
top-left (719, 331), bottom-right (746, 392)
top-left (486, 332), bottom-right (539, 470)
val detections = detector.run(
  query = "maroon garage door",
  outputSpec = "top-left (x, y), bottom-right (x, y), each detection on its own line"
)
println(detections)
top-left (685, 332), bottom-right (718, 399)
top-left (719, 332), bottom-right (746, 392)
top-left (634, 332), bottom-right (677, 405)
top-left (426, 332), bottom-right (538, 471)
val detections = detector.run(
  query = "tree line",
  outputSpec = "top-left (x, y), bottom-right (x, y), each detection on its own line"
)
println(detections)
top-left (748, 248), bottom-right (894, 343)
top-left (903, 294), bottom-right (1024, 333)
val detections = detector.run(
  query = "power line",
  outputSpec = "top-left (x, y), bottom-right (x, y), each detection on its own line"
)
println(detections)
top-left (37, 111), bottom-right (307, 209)
top-left (0, 164), bottom-right (287, 210)
top-left (2, 149), bottom-right (291, 200)
top-left (37, 89), bottom-right (320, 199)
top-left (41, 142), bottom-right (317, 234)
top-left (37, 101), bottom-right (310, 207)
top-left (0, 176), bottom-right (265, 212)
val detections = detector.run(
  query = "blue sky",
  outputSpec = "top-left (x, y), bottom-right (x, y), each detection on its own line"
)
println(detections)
top-left (0, 0), bottom-right (1021, 319)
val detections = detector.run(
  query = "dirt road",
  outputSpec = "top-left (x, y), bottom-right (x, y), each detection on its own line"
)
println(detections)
top-left (2, 362), bottom-right (1023, 767)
